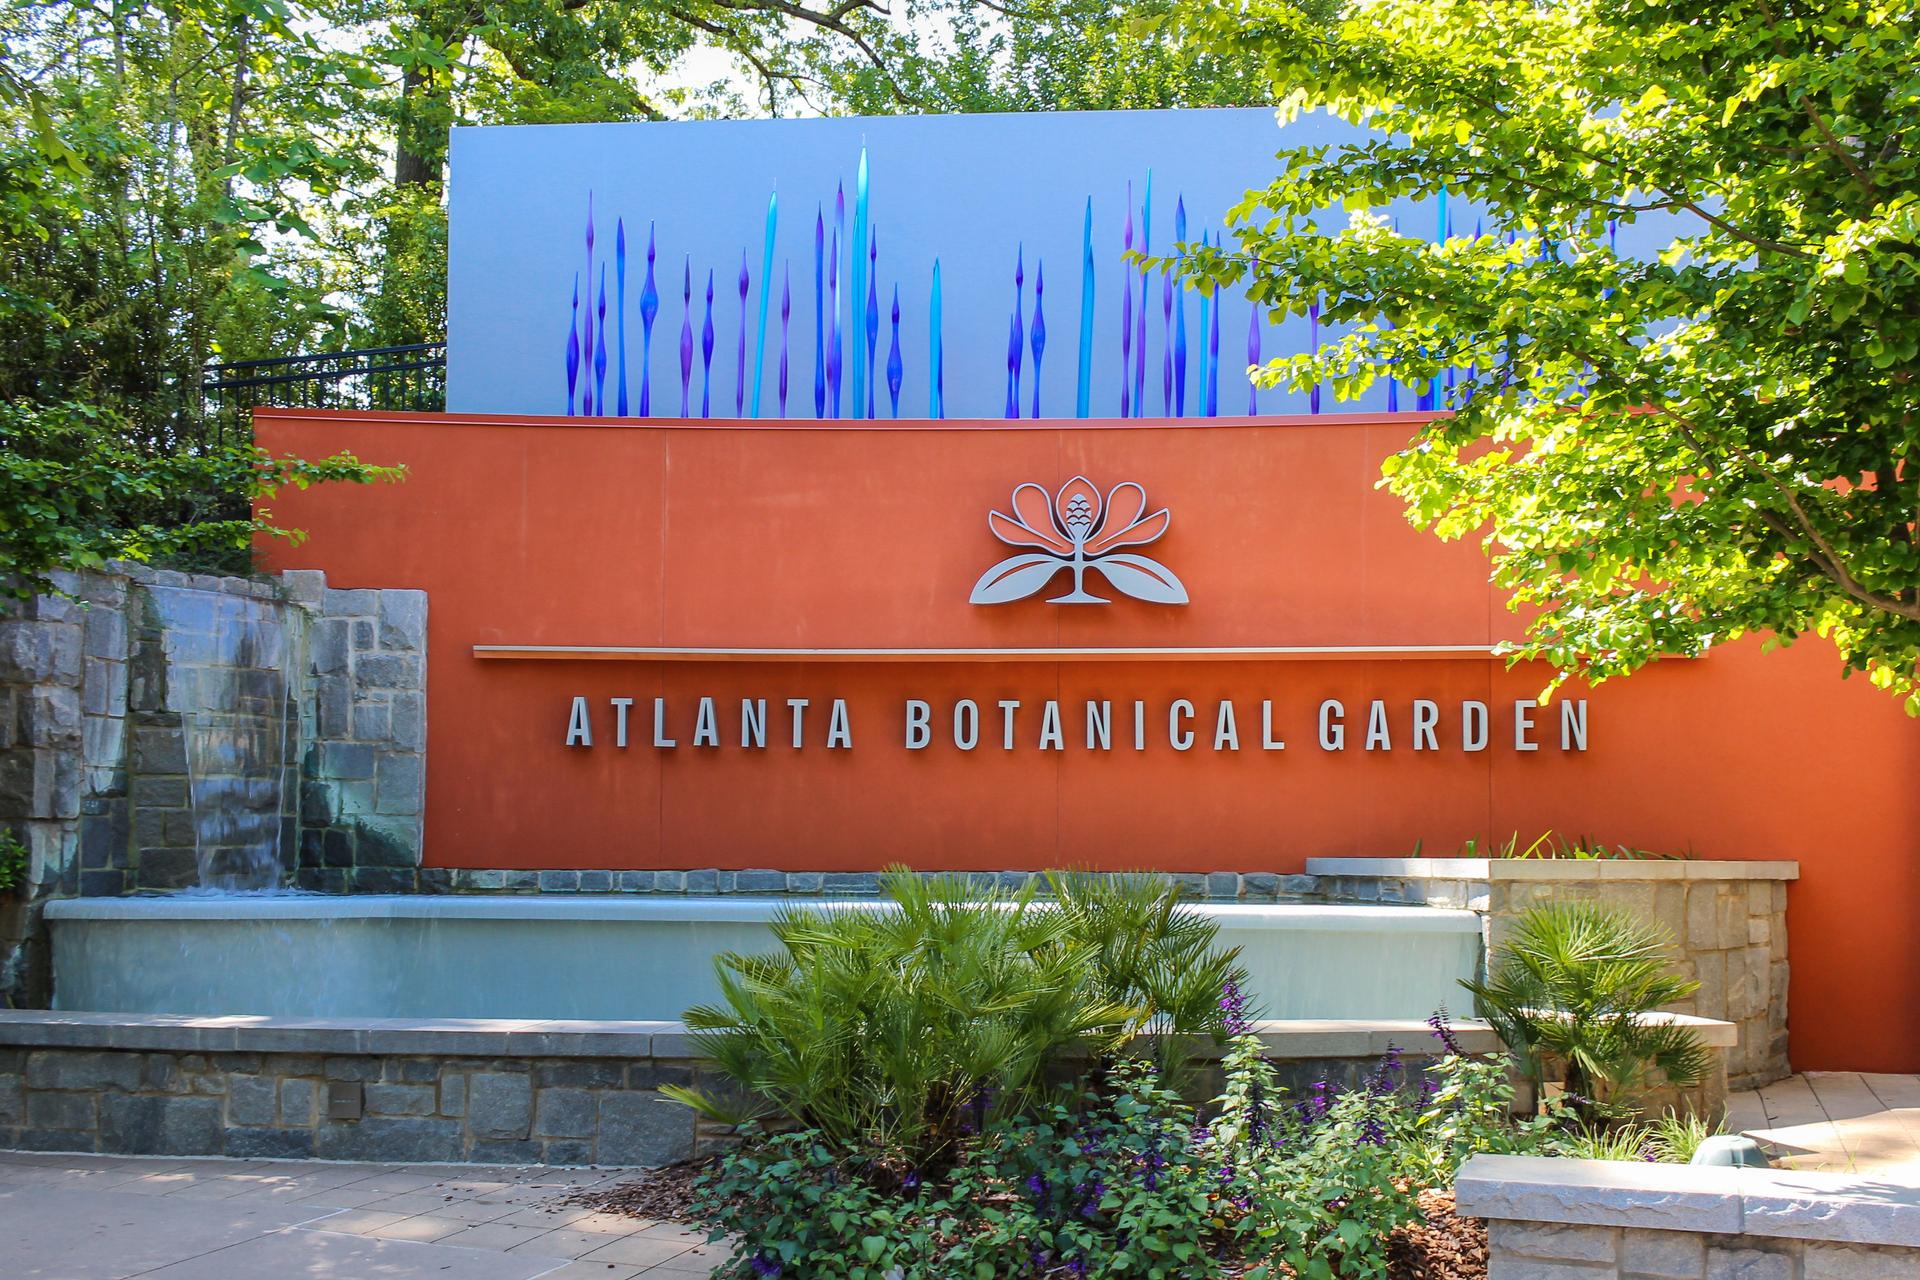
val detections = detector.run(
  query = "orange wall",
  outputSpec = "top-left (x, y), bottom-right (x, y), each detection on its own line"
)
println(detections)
top-left (253, 409), bottom-right (1920, 1071)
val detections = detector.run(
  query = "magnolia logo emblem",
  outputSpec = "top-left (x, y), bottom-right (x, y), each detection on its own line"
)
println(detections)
top-left (970, 476), bottom-right (1188, 605)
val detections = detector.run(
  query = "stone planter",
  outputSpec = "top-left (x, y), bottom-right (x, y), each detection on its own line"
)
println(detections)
top-left (1304, 857), bottom-right (1798, 1090)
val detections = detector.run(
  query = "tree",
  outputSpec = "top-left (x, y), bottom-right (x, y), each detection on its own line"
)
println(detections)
top-left (1182, 0), bottom-right (1920, 712)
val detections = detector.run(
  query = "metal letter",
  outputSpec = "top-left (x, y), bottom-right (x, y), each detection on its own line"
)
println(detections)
top-left (1462, 701), bottom-right (1489, 752)
top-left (1260, 700), bottom-right (1286, 751)
top-left (1038, 700), bottom-right (1064, 751)
top-left (1133, 700), bottom-right (1146, 751)
top-left (610, 697), bottom-right (633, 748)
top-left (1169, 699), bottom-right (1195, 751)
top-left (953, 700), bottom-right (979, 751)
top-left (566, 696), bottom-right (593, 748)
top-left (1412, 699), bottom-right (1439, 751)
top-left (787, 697), bottom-right (809, 749)
top-left (827, 699), bottom-right (852, 749)
top-left (741, 698), bottom-right (767, 748)
top-left (652, 697), bottom-right (676, 748)
top-left (905, 699), bottom-right (932, 750)
top-left (1213, 700), bottom-right (1239, 751)
top-left (1318, 700), bottom-right (1346, 751)
top-left (693, 696), bottom-right (720, 747)
top-left (1085, 701), bottom-right (1111, 751)
top-left (1365, 700), bottom-right (1391, 751)
top-left (998, 700), bottom-right (1020, 750)
top-left (1513, 700), bottom-right (1539, 752)
top-left (1560, 699), bottom-right (1588, 752)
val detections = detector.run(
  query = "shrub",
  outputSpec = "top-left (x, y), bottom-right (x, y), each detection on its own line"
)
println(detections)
top-left (689, 1008), bottom-right (1545, 1280)
top-left (1463, 900), bottom-right (1712, 1122)
top-left (668, 868), bottom-right (1243, 1177)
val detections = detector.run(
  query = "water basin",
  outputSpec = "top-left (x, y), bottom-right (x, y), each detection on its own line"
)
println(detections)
top-left (46, 895), bottom-right (1483, 1022)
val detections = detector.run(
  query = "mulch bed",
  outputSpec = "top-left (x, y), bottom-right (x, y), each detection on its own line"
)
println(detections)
top-left (562, 1168), bottom-right (1488, 1280)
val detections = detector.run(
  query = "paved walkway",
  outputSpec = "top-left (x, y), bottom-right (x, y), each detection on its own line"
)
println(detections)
top-left (1729, 1071), bottom-right (1920, 1178)
top-left (0, 1149), bottom-right (727, 1279)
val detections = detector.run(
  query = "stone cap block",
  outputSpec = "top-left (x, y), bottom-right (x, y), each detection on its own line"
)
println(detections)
top-left (1305, 857), bottom-right (1800, 883)
top-left (1457, 1155), bottom-right (1920, 1249)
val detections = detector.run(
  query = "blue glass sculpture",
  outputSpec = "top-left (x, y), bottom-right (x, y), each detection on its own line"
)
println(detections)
top-left (566, 274), bottom-right (580, 415)
top-left (1005, 246), bottom-right (1024, 419)
top-left (1173, 195), bottom-right (1188, 418)
top-left (864, 227), bottom-right (879, 419)
top-left (639, 224), bottom-right (658, 417)
top-left (812, 206), bottom-right (825, 418)
top-left (736, 252), bottom-right (748, 417)
top-left (1136, 172), bottom-right (1151, 417)
top-left (930, 259), bottom-right (944, 419)
top-left (1076, 196), bottom-right (1093, 419)
top-left (887, 285), bottom-right (903, 417)
top-left (615, 218), bottom-right (628, 415)
top-left (679, 258), bottom-right (693, 417)
top-left (1246, 255), bottom-right (1260, 417)
top-left (594, 266), bottom-right (608, 415)
top-left (752, 191), bottom-right (775, 417)
top-left (1121, 192), bottom-right (1133, 418)
top-left (1031, 259), bottom-right (1046, 419)
top-left (779, 262), bottom-right (791, 418)
top-left (701, 268), bottom-right (715, 418)
top-left (582, 198), bottom-right (596, 416)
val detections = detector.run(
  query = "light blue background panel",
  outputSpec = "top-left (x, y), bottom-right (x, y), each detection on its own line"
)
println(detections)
top-left (448, 108), bottom-right (1375, 419)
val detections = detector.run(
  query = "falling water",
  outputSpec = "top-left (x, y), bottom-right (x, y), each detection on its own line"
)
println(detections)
top-left (144, 583), bottom-right (297, 892)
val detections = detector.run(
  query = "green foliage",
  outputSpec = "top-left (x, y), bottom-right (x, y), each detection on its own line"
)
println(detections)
top-left (1180, 0), bottom-right (1920, 713)
top-left (691, 1017), bottom-right (1550, 1280)
top-left (0, 829), bottom-right (28, 895)
top-left (669, 868), bottom-right (1242, 1176)
top-left (1551, 1109), bottom-right (1727, 1163)
top-left (1463, 901), bottom-right (1713, 1121)
top-left (1, 400), bottom-right (403, 597)
top-left (1418, 831), bottom-right (1684, 860)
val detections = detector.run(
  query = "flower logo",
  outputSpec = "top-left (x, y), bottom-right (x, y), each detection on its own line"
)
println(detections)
top-left (970, 476), bottom-right (1189, 605)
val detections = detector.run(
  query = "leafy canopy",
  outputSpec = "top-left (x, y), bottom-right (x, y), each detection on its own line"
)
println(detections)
top-left (1183, 0), bottom-right (1920, 711)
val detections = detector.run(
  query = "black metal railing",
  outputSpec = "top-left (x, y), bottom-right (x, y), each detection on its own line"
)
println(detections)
top-left (204, 342), bottom-right (447, 415)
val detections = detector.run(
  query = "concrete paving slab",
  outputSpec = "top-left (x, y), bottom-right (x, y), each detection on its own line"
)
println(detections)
top-left (138, 1227), bottom-right (565, 1278)
top-left (0, 1184), bottom-right (337, 1279)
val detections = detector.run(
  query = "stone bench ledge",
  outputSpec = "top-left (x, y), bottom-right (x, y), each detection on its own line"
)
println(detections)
top-left (0, 1009), bottom-right (1732, 1060)
top-left (1457, 1153), bottom-right (1920, 1249)
top-left (1306, 857), bottom-right (1800, 882)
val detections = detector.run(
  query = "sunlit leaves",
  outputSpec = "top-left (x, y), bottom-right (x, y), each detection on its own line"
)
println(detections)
top-left (1177, 0), bottom-right (1920, 712)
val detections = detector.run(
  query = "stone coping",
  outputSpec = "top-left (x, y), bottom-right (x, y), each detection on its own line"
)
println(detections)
top-left (44, 894), bottom-right (1482, 932)
top-left (1305, 857), bottom-right (1800, 882)
top-left (1456, 1153), bottom-right (1920, 1249)
top-left (0, 1009), bottom-right (1734, 1058)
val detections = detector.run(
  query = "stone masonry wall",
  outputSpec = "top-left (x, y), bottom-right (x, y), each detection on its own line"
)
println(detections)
top-left (0, 1046), bottom-right (706, 1166)
top-left (0, 566), bottom-right (428, 1007)
top-left (1485, 1218), bottom-right (1916, 1280)
top-left (1306, 860), bottom-right (1794, 1091)
top-left (1488, 874), bottom-right (1789, 1092)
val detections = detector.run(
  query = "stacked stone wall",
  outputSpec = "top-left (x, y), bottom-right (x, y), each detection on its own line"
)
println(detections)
top-left (1, 566), bottom-right (428, 1007)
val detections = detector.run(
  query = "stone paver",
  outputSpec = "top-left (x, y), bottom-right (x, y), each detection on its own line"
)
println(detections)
top-left (0, 1148), bottom-right (730, 1278)
top-left (1731, 1071), bottom-right (1920, 1178)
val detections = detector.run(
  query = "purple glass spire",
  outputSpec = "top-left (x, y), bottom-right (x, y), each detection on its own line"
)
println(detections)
top-left (678, 258), bottom-right (693, 417)
top-left (1121, 191), bottom-right (1134, 418)
top-left (566, 274), bottom-right (580, 415)
top-left (1006, 246), bottom-right (1024, 419)
top-left (1205, 249), bottom-right (1219, 418)
top-left (736, 251), bottom-right (749, 417)
top-left (1135, 172), bottom-right (1151, 417)
top-left (615, 219), bottom-right (628, 415)
top-left (779, 263), bottom-right (791, 419)
top-left (1308, 295), bottom-right (1322, 415)
top-left (1161, 267), bottom-right (1173, 415)
top-left (1246, 258), bottom-right (1261, 417)
top-left (1031, 259), bottom-right (1046, 419)
top-left (594, 267), bottom-right (608, 414)
top-left (812, 207), bottom-right (825, 418)
top-left (1173, 195), bottom-right (1187, 417)
top-left (830, 183), bottom-right (844, 418)
top-left (639, 224), bottom-right (658, 416)
top-left (701, 268), bottom-right (715, 418)
top-left (827, 231), bottom-right (842, 417)
top-left (886, 285), bottom-right (903, 417)
top-left (864, 228), bottom-right (879, 419)
top-left (582, 197), bottom-right (596, 417)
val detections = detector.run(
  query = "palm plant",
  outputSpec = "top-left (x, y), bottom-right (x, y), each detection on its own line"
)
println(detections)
top-left (665, 866), bottom-right (1244, 1178)
top-left (1045, 869), bottom-right (1247, 1089)
top-left (1463, 900), bottom-right (1712, 1124)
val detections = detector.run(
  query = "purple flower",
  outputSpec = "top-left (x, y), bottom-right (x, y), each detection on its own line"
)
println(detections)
top-left (1428, 1008), bottom-right (1466, 1056)
top-left (749, 1251), bottom-right (783, 1277)
top-left (902, 1170), bottom-right (920, 1190)
top-left (1219, 980), bottom-right (1252, 1038)
top-left (1368, 1044), bottom-right (1404, 1096)
top-left (1027, 1172), bottom-right (1049, 1202)
top-left (1067, 1258), bottom-right (1088, 1277)
top-left (1359, 1116), bottom-right (1387, 1147)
